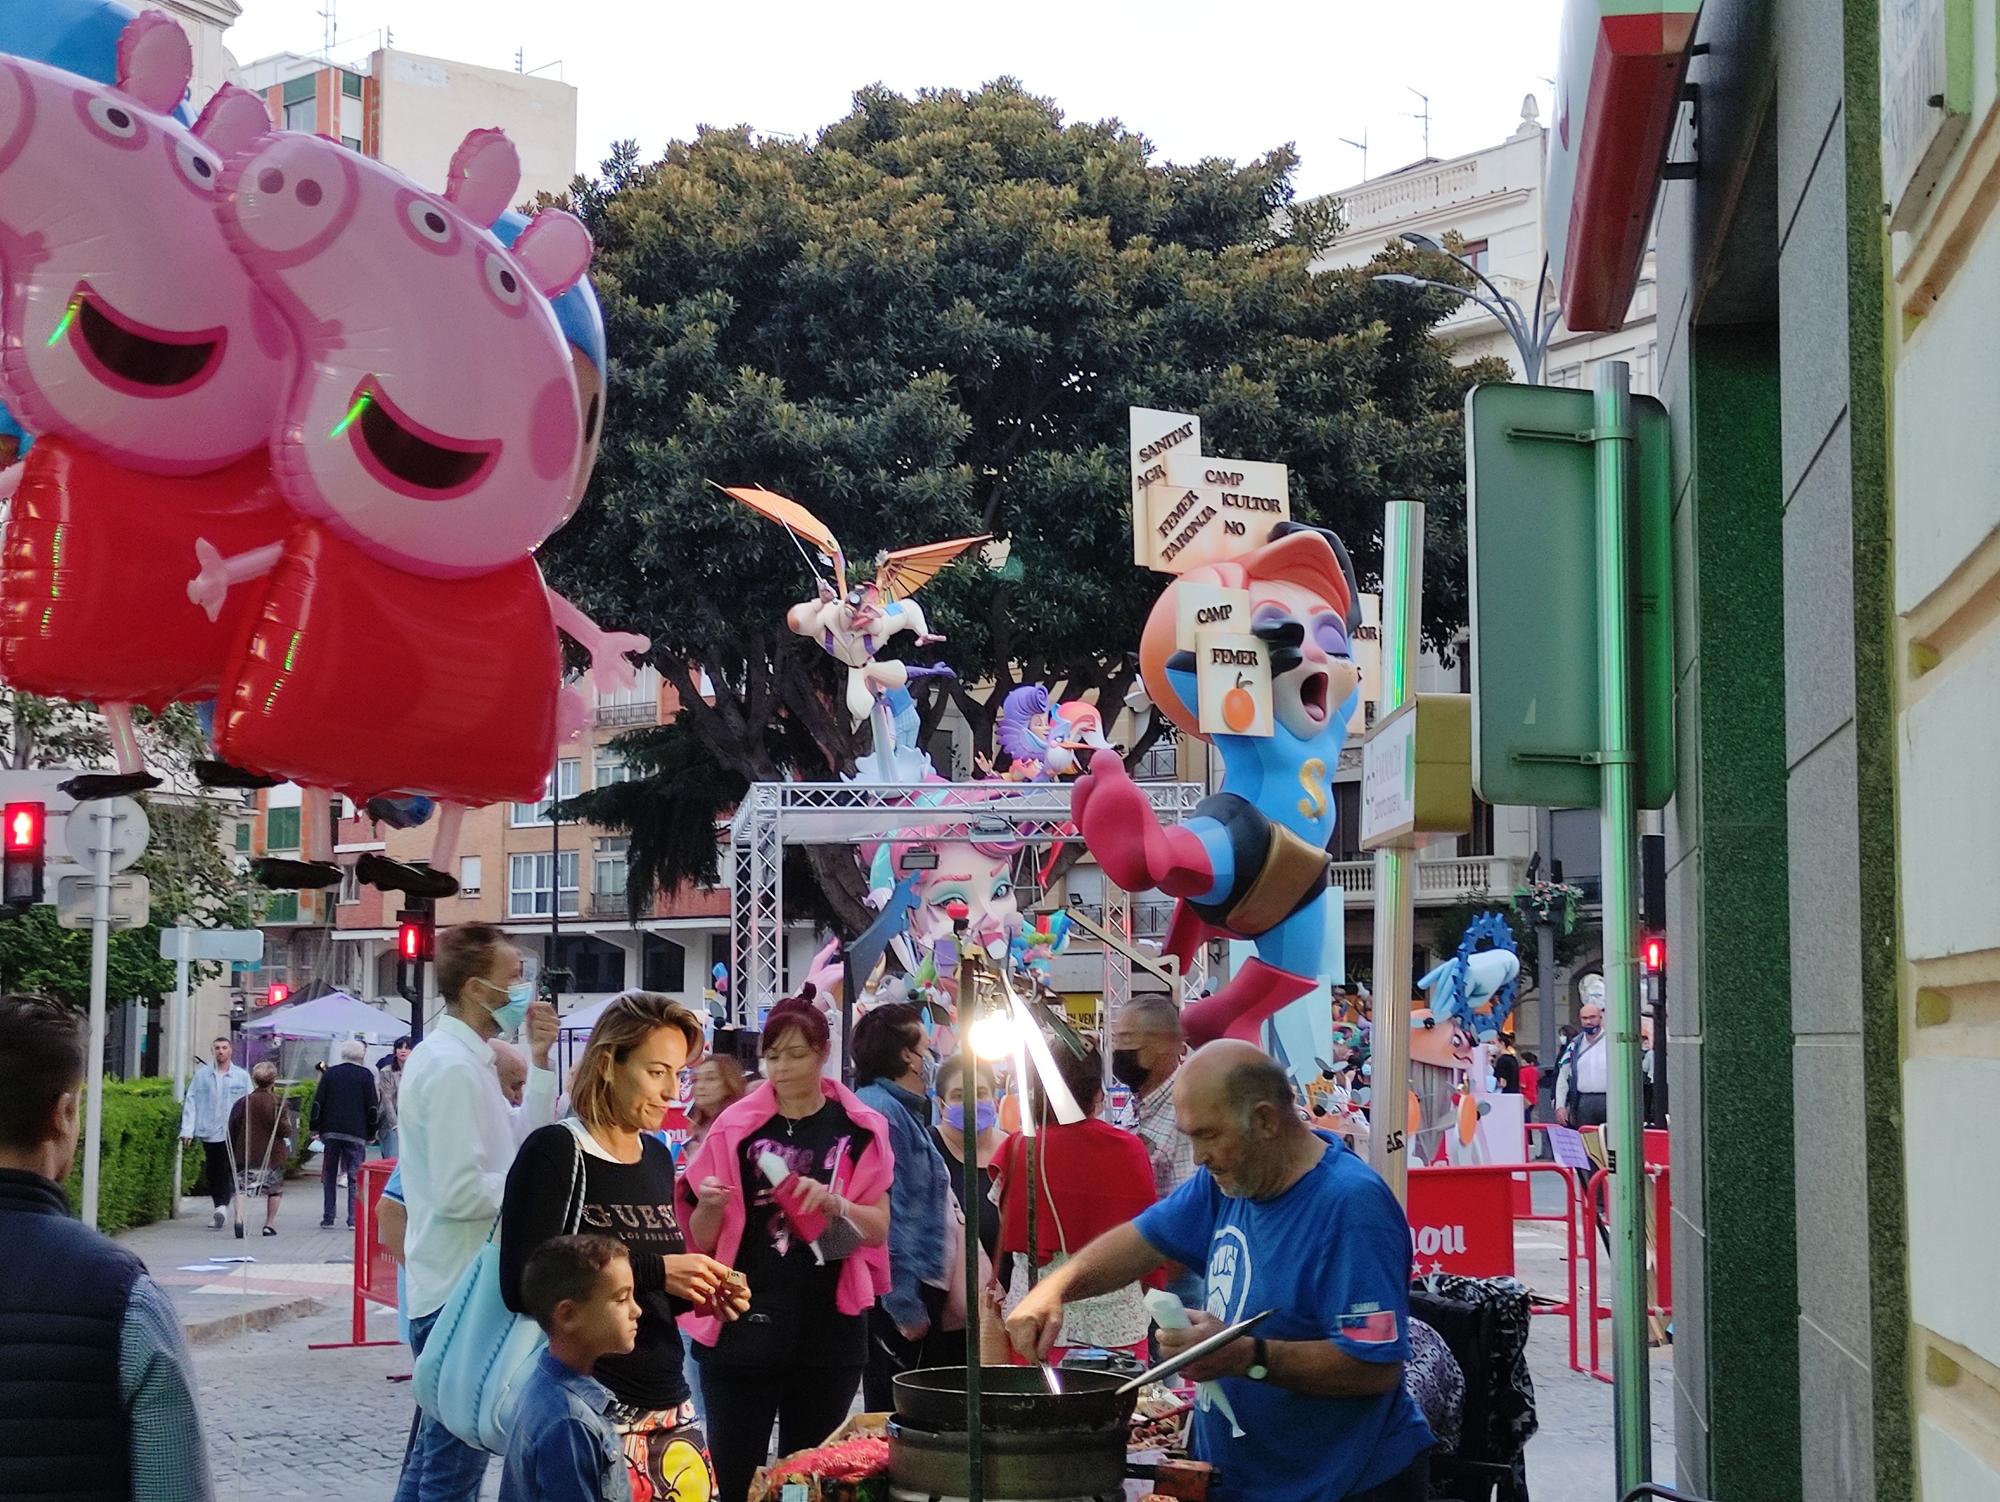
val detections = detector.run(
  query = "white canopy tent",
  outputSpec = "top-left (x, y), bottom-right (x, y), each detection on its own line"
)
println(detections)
top-left (242, 990), bottom-right (408, 1043)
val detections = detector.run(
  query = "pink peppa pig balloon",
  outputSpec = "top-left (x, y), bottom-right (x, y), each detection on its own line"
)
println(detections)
top-left (0, 13), bottom-right (289, 795)
top-left (194, 127), bottom-right (647, 895)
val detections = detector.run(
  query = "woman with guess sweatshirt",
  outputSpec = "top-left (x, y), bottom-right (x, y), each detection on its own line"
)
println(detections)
top-left (500, 993), bottom-right (746, 1502)
top-left (676, 991), bottom-right (893, 1502)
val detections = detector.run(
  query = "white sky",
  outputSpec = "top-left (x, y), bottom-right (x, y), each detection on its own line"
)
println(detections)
top-left (222, 0), bottom-right (1565, 201)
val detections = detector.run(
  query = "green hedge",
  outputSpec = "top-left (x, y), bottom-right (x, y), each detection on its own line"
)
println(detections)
top-left (67, 1079), bottom-right (181, 1234)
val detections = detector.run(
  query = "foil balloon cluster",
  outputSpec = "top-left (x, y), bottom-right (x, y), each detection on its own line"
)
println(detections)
top-left (0, 11), bottom-right (645, 899)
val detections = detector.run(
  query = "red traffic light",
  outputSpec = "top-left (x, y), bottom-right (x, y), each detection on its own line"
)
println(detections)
top-left (4, 801), bottom-right (44, 853)
top-left (399, 922), bottom-right (421, 960)
top-left (1642, 934), bottom-right (1665, 974)
top-left (267, 982), bottom-right (291, 1007)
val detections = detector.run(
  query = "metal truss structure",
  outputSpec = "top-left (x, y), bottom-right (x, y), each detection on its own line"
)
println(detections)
top-left (727, 779), bottom-right (1206, 1023)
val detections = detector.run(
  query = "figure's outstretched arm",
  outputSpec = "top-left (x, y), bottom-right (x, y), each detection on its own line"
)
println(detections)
top-left (188, 540), bottom-right (283, 622)
top-left (547, 591), bottom-right (651, 695)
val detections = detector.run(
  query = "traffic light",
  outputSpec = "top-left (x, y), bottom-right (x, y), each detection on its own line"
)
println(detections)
top-left (396, 906), bottom-right (435, 1025)
top-left (1642, 932), bottom-right (1665, 975)
top-left (397, 908), bottom-right (435, 963)
top-left (267, 981), bottom-right (291, 1007)
top-left (3, 800), bottom-right (45, 907)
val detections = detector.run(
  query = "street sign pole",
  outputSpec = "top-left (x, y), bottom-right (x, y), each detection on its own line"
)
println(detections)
top-left (1366, 498), bottom-right (1423, 1204)
top-left (1592, 360), bottom-right (1650, 1491)
top-left (80, 804), bottom-right (115, 1230)
top-left (169, 925), bottom-right (194, 1215)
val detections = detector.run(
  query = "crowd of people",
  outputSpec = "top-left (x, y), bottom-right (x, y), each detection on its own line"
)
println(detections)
top-left (0, 925), bottom-right (1442, 1502)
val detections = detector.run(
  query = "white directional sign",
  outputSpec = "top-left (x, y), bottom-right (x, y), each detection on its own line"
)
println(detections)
top-left (56, 872), bottom-right (150, 929)
top-left (63, 795), bottom-right (149, 873)
top-left (159, 926), bottom-right (266, 963)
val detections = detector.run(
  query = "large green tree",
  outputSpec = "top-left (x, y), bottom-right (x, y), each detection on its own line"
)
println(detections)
top-left (548, 80), bottom-right (1488, 926)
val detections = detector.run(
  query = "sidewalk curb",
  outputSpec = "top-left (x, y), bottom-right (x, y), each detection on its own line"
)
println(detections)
top-left (183, 1294), bottom-right (328, 1346)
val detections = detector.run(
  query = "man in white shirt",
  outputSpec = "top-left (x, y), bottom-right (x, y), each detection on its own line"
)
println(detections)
top-left (392, 923), bottom-right (558, 1502)
top-left (1555, 1001), bottom-right (1610, 1128)
top-left (179, 1037), bottom-right (251, 1230)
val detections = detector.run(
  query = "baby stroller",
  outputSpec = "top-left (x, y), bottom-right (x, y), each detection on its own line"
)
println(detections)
top-left (1409, 1273), bottom-right (1538, 1502)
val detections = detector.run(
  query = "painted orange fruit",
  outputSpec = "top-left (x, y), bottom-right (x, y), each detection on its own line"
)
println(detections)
top-left (1222, 674), bottom-right (1256, 731)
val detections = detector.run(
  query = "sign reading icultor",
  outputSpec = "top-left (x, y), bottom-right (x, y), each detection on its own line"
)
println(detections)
top-left (1130, 407), bottom-right (1291, 574)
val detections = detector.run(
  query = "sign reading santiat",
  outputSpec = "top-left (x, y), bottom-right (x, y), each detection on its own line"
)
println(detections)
top-left (1130, 407), bottom-right (1291, 574)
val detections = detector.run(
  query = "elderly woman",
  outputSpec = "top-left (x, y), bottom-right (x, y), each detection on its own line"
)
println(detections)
top-left (677, 992), bottom-right (893, 1502)
top-left (501, 993), bottom-right (746, 1502)
top-left (227, 1062), bottom-right (294, 1238)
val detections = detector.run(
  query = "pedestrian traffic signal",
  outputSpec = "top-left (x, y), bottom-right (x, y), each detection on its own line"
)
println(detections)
top-left (1642, 933), bottom-right (1665, 974)
top-left (267, 981), bottom-right (290, 1007)
top-left (2, 800), bottom-right (45, 907)
top-left (396, 909), bottom-right (434, 963)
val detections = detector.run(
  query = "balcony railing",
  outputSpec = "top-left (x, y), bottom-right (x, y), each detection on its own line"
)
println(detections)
top-left (590, 890), bottom-right (636, 920)
top-left (595, 700), bottom-right (655, 729)
top-left (1328, 854), bottom-right (1529, 905)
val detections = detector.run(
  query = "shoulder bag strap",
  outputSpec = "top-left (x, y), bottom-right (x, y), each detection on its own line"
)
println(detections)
top-left (563, 1128), bottom-right (587, 1235)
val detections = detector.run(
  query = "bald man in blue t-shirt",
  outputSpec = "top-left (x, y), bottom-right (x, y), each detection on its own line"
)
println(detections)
top-left (1006, 1040), bottom-right (1433, 1502)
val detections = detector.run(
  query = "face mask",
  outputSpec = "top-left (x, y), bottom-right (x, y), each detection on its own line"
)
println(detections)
top-left (1110, 1049), bottom-right (1151, 1090)
top-left (1582, 1021), bottom-right (1603, 1037)
top-left (945, 1101), bottom-right (999, 1133)
top-left (483, 978), bottom-right (534, 1036)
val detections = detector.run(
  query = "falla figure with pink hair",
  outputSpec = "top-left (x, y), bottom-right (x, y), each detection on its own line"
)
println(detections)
top-left (0, 14), bottom-right (290, 797)
top-left (188, 126), bottom-right (647, 896)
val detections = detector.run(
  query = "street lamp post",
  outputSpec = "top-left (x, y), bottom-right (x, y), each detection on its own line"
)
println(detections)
top-left (1375, 233), bottom-right (1562, 385)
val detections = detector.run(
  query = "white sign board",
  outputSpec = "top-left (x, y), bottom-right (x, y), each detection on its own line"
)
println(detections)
top-left (1348, 592), bottom-right (1382, 734)
top-left (1129, 407), bottom-right (1290, 574)
top-left (159, 926), bottom-right (266, 963)
top-left (1194, 631), bottom-right (1274, 737)
top-left (56, 873), bottom-right (150, 930)
top-left (63, 796), bottom-right (149, 873)
top-left (1360, 703), bottom-right (1417, 848)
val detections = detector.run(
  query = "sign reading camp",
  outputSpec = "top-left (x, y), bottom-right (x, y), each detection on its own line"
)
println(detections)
top-left (1129, 407), bottom-right (1291, 574)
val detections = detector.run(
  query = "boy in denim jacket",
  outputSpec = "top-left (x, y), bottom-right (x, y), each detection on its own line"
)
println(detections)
top-left (502, 1236), bottom-right (640, 1502)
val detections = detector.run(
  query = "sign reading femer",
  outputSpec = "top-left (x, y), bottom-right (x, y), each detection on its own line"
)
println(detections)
top-left (1130, 407), bottom-right (1290, 574)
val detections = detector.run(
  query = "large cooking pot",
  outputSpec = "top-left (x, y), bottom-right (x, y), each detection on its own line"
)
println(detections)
top-left (892, 1366), bottom-right (1140, 1434)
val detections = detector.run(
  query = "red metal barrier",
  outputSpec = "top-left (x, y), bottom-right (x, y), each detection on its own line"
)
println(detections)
top-left (308, 1156), bottom-right (400, 1351)
top-left (1582, 1154), bottom-right (1673, 1383)
top-left (1409, 1160), bottom-right (1585, 1374)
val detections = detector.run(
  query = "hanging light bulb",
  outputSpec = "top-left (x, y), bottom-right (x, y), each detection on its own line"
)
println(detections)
top-left (968, 1006), bottom-right (1018, 1061)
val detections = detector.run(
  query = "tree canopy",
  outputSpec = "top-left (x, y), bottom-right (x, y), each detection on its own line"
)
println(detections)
top-left (548, 79), bottom-right (1491, 925)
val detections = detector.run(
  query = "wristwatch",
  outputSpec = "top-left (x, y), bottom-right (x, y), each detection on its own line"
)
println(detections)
top-left (1245, 1336), bottom-right (1270, 1382)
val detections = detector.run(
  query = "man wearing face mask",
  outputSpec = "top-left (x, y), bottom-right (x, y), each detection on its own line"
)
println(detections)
top-left (393, 924), bottom-right (560, 1502)
top-left (852, 1001), bottom-right (958, 1410)
top-left (1555, 1001), bottom-right (1609, 1128)
top-left (1110, 996), bottom-right (1200, 1308)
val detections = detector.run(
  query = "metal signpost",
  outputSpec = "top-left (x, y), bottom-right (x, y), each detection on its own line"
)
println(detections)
top-left (1363, 500), bottom-right (1424, 1204)
top-left (1467, 363), bottom-right (1674, 1494)
top-left (65, 796), bottom-right (150, 1231)
top-left (160, 925), bottom-right (266, 1214)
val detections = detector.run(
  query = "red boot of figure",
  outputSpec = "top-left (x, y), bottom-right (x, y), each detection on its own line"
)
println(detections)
top-left (1182, 957), bottom-right (1319, 1048)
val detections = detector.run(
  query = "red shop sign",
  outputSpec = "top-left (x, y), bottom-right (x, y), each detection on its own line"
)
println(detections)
top-left (1405, 1164), bottom-right (1517, 1277)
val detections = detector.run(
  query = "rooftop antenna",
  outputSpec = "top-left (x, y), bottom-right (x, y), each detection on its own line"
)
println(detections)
top-left (1405, 87), bottom-right (1432, 158)
top-left (318, 0), bottom-right (336, 61)
top-left (515, 46), bottom-right (525, 73)
top-left (1339, 127), bottom-right (1369, 181)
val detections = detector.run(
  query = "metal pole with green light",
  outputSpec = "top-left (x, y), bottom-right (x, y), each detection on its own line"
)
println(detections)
top-left (1365, 499), bottom-right (1424, 1204)
top-left (1591, 362), bottom-right (1651, 1491)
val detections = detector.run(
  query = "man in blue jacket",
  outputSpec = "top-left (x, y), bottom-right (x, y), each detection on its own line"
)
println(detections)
top-left (0, 995), bottom-right (214, 1502)
top-left (852, 1001), bottom-right (954, 1410)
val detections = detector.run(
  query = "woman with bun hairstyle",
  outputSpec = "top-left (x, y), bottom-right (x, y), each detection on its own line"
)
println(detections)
top-left (676, 988), bottom-right (893, 1502)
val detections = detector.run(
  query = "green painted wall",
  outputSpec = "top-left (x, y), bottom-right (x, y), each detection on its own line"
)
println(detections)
top-left (1668, 325), bottom-right (1802, 1501)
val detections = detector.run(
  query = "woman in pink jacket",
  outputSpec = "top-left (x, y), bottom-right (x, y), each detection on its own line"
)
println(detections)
top-left (676, 992), bottom-right (893, 1502)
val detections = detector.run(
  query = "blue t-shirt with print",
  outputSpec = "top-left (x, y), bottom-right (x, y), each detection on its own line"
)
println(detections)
top-left (1135, 1133), bottom-right (1432, 1502)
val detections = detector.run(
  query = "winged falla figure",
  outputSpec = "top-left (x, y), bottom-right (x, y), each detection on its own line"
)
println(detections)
top-left (720, 484), bottom-right (988, 745)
